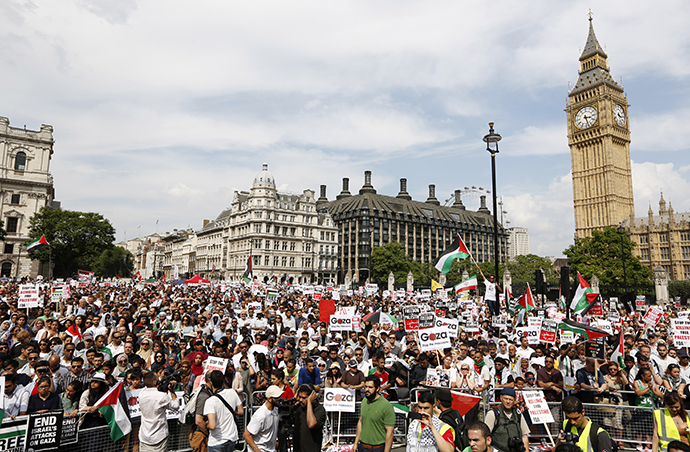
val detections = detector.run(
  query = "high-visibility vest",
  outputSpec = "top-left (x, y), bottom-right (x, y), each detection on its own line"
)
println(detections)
top-left (561, 418), bottom-right (597, 452)
top-left (654, 408), bottom-right (690, 452)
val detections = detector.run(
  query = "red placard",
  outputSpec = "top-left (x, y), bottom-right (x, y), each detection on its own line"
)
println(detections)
top-left (404, 319), bottom-right (419, 331)
top-left (588, 303), bottom-right (603, 316)
top-left (319, 299), bottom-right (335, 323)
top-left (435, 309), bottom-right (446, 318)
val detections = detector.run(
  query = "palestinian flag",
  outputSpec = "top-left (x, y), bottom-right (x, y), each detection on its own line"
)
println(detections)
top-left (95, 381), bottom-right (131, 442)
top-left (26, 235), bottom-right (49, 252)
top-left (570, 272), bottom-right (595, 314)
top-left (243, 255), bottom-right (253, 283)
top-left (455, 275), bottom-right (478, 293)
top-left (448, 390), bottom-right (481, 416)
top-left (517, 283), bottom-right (536, 312)
top-left (579, 293), bottom-right (602, 316)
top-left (434, 234), bottom-right (470, 274)
top-left (610, 327), bottom-right (625, 368)
top-left (558, 319), bottom-right (609, 340)
top-left (392, 403), bottom-right (410, 416)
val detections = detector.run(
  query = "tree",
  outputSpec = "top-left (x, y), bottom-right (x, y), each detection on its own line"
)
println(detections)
top-left (92, 246), bottom-right (134, 278)
top-left (670, 281), bottom-right (690, 302)
top-left (563, 226), bottom-right (653, 289)
top-left (27, 208), bottom-right (116, 278)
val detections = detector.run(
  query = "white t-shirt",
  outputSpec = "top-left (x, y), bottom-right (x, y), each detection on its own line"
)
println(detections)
top-left (246, 404), bottom-right (279, 452)
top-left (484, 280), bottom-right (497, 301)
top-left (204, 389), bottom-right (243, 445)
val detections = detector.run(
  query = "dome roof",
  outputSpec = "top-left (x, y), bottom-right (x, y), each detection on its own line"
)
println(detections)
top-left (253, 163), bottom-right (276, 189)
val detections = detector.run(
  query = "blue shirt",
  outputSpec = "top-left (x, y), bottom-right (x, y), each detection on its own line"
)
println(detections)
top-left (298, 367), bottom-right (321, 386)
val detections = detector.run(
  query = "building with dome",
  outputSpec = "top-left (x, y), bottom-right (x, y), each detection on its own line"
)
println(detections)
top-left (196, 163), bottom-right (339, 284)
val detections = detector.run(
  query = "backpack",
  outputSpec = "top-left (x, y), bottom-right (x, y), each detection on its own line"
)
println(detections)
top-left (179, 384), bottom-right (208, 426)
top-left (440, 408), bottom-right (469, 452)
top-left (564, 420), bottom-right (618, 452)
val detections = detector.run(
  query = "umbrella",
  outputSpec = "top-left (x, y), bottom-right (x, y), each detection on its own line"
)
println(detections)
top-left (248, 344), bottom-right (269, 357)
top-left (362, 312), bottom-right (398, 324)
top-left (558, 318), bottom-right (609, 340)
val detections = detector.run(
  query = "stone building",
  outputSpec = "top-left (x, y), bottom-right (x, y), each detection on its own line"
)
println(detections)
top-left (0, 117), bottom-right (57, 278)
top-left (622, 194), bottom-right (690, 281)
top-left (507, 227), bottom-right (530, 259)
top-left (161, 229), bottom-right (196, 280)
top-left (324, 171), bottom-right (508, 285)
top-left (566, 19), bottom-right (635, 239)
top-left (115, 233), bottom-right (164, 279)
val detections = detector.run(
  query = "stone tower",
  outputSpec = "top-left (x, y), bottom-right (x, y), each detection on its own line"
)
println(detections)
top-left (566, 17), bottom-right (635, 239)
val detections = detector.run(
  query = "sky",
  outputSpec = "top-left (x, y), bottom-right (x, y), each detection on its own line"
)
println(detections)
top-left (2, 0), bottom-right (690, 257)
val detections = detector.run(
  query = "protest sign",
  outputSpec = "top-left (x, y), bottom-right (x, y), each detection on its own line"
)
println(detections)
top-left (516, 327), bottom-right (539, 345)
top-left (448, 302), bottom-right (458, 311)
top-left (675, 297), bottom-right (682, 308)
top-left (464, 321), bottom-right (479, 333)
top-left (435, 309), bottom-right (446, 318)
top-left (25, 411), bottom-right (62, 451)
top-left (205, 356), bottom-right (228, 373)
top-left (126, 389), bottom-right (142, 418)
top-left (329, 315), bottom-right (354, 332)
top-left (60, 416), bottom-right (78, 446)
top-left (492, 315), bottom-right (507, 329)
top-left (584, 338), bottom-right (606, 360)
top-left (636, 295), bottom-right (646, 311)
top-left (528, 317), bottom-right (543, 329)
top-left (608, 309), bottom-right (620, 322)
top-left (324, 388), bottom-right (356, 412)
top-left (419, 327), bottom-right (452, 352)
top-left (338, 306), bottom-right (356, 317)
top-left (643, 306), bottom-right (663, 327)
top-left (166, 391), bottom-right (185, 419)
top-left (588, 302), bottom-right (603, 317)
top-left (352, 317), bottom-right (362, 333)
top-left (672, 319), bottom-right (690, 347)
top-left (560, 330), bottom-right (575, 344)
top-left (436, 318), bottom-right (459, 338)
top-left (404, 306), bottom-right (420, 319)
top-left (419, 313), bottom-right (435, 329)
top-left (0, 416), bottom-right (27, 452)
top-left (597, 320), bottom-right (612, 335)
top-left (539, 319), bottom-right (558, 344)
top-left (523, 391), bottom-right (555, 424)
top-left (18, 284), bottom-right (39, 308)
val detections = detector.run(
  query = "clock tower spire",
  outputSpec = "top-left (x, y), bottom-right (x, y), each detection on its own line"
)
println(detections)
top-left (566, 16), bottom-right (635, 239)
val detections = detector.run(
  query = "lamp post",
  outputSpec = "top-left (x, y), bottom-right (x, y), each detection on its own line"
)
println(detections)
top-left (483, 122), bottom-right (502, 315)
top-left (617, 224), bottom-right (628, 311)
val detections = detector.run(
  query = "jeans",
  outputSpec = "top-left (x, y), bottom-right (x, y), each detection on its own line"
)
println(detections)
top-left (357, 444), bottom-right (384, 452)
top-left (208, 440), bottom-right (236, 452)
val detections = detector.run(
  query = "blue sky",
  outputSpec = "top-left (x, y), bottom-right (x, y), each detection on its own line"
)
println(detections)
top-left (2, 0), bottom-right (690, 257)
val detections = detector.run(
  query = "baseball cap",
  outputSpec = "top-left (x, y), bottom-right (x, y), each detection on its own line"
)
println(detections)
top-left (501, 388), bottom-right (516, 398)
top-left (348, 359), bottom-right (357, 368)
top-left (265, 385), bottom-right (284, 398)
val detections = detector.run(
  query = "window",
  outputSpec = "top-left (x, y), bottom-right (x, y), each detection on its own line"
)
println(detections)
top-left (682, 232), bottom-right (690, 241)
top-left (661, 247), bottom-right (670, 260)
top-left (274, 256), bottom-right (279, 266)
top-left (14, 152), bottom-right (26, 171)
top-left (3, 244), bottom-right (13, 254)
top-left (0, 263), bottom-right (11, 277)
top-left (282, 242), bottom-right (288, 251)
top-left (305, 243), bottom-right (311, 252)
top-left (264, 256), bottom-right (270, 266)
top-left (265, 240), bottom-right (270, 249)
top-left (305, 258), bottom-right (312, 267)
top-left (290, 242), bottom-right (296, 251)
top-left (265, 225), bottom-right (271, 234)
top-left (253, 255), bottom-right (261, 266)
top-left (281, 257), bottom-right (287, 266)
top-left (6, 218), bottom-right (18, 233)
top-left (274, 241), bottom-right (280, 250)
top-left (684, 246), bottom-right (690, 260)
top-left (290, 228), bottom-right (296, 236)
top-left (254, 224), bottom-right (262, 233)
top-left (254, 212), bottom-right (262, 219)
top-left (640, 236), bottom-right (648, 244)
top-left (10, 194), bottom-right (19, 205)
top-left (685, 265), bottom-right (690, 280)
top-left (282, 227), bottom-right (288, 236)
top-left (660, 234), bottom-right (669, 243)
top-left (289, 257), bottom-right (295, 267)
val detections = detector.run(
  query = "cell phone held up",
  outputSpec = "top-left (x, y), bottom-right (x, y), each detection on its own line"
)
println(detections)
top-left (408, 411), bottom-right (424, 420)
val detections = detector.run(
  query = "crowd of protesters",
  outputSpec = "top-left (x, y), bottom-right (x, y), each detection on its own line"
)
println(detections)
top-left (0, 276), bottom-right (685, 452)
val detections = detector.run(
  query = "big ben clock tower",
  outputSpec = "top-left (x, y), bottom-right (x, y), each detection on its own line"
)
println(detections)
top-left (566, 17), bottom-right (635, 239)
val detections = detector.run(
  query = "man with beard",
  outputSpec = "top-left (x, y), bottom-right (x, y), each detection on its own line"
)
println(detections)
top-left (352, 375), bottom-right (395, 452)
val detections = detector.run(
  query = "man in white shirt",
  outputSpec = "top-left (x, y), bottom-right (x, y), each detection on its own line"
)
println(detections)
top-left (652, 343), bottom-right (677, 375)
top-left (244, 385), bottom-right (281, 452)
top-left (139, 371), bottom-right (181, 451)
top-left (3, 375), bottom-right (27, 418)
top-left (515, 337), bottom-right (535, 362)
top-left (678, 350), bottom-right (690, 382)
top-left (204, 370), bottom-right (244, 452)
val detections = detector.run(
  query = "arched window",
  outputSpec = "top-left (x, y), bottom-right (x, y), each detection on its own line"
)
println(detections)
top-left (1, 263), bottom-right (11, 277)
top-left (14, 152), bottom-right (26, 171)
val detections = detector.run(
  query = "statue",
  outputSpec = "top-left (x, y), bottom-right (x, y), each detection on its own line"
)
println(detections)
top-left (503, 268), bottom-right (512, 296)
top-left (655, 266), bottom-right (669, 305)
top-left (591, 275), bottom-right (600, 293)
top-left (407, 271), bottom-right (414, 292)
top-left (388, 272), bottom-right (395, 292)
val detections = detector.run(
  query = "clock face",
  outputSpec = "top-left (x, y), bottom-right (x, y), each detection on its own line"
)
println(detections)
top-left (575, 106), bottom-right (598, 129)
top-left (614, 104), bottom-right (626, 126)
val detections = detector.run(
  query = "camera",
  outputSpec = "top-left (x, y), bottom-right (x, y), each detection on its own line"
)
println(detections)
top-left (563, 432), bottom-right (579, 444)
top-left (276, 398), bottom-right (297, 452)
top-left (158, 368), bottom-right (185, 393)
top-left (508, 437), bottom-right (525, 452)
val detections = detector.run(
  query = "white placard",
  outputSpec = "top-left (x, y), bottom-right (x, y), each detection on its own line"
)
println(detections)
top-left (560, 330), bottom-right (575, 344)
top-left (419, 326), bottom-right (452, 352)
top-left (338, 306), bottom-right (356, 316)
top-left (205, 356), bottom-right (229, 373)
top-left (643, 306), bottom-right (663, 327)
top-left (18, 284), bottom-right (39, 308)
top-left (436, 318), bottom-right (459, 338)
top-left (597, 320), bottom-right (613, 335)
top-left (672, 319), bottom-right (690, 347)
top-left (516, 326), bottom-right (540, 345)
top-left (329, 315), bottom-right (354, 331)
top-left (324, 388), bottom-right (356, 412)
top-left (528, 317), bottom-right (543, 329)
top-left (523, 391), bottom-right (554, 424)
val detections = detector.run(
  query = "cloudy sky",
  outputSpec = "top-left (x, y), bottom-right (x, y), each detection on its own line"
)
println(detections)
top-left (2, 0), bottom-right (690, 257)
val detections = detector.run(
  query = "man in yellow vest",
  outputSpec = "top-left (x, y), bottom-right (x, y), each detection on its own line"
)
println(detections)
top-left (554, 397), bottom-right (614, 452)
top-left (653, 392), bottom-right (690, 452)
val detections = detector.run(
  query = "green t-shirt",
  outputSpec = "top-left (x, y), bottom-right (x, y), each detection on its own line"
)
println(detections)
top-left (360, 395), bottom-right (395, 446)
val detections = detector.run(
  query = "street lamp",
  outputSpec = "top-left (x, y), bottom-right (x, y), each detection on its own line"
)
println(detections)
top-left (483, 122), bottom-right (502, 315)
top-left (617, 224), bottom-right (628, 311)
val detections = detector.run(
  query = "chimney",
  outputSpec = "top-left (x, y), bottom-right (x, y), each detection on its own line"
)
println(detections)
top-left (478, 195), bottom-right (491, 214)
top-left (336, 178), bottom-right (352, 200)
top-left (452, 189), bottom-right (465, 210)
top-left (425, 184), bottom-right (440, 205)
top-left (396, 178), bottom-right (412, 200)
top-left (316, 184), bottom-right (329, 209)
top-left (359, 170), bottom-right (377, 194)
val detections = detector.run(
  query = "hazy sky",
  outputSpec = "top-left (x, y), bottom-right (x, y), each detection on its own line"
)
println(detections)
top-left (2, 0), bottom-right (690, 257)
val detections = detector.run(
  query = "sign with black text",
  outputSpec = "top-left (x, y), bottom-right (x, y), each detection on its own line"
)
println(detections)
top-left (584, 338), bottom-right (606, 360)
top-left (419, 327), bottom-right (452, 352)
top-left (324, 388), bottom-right (356, 412)
top-left (419, 313), bottom-right (435, 329)
top-left (25, 411), bottom-right (62, 451)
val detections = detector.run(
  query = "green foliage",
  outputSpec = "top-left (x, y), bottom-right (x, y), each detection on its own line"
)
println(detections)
top-left (27, 208), bottom-right (117, 278)
top-left (563, 226), bottom-right (653, 288)
top-left (370, 242), bottom-right (413, 284)
top-left (670, 281), bottom-right (690, 301)
top-left (92, 246), bottom-right (133, 278)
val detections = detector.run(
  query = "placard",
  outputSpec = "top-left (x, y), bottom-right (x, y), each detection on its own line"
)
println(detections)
top-left (419, 327), bottom-right (452, 352)
top-left (560, 330), bottom-right (575, 344)
top-left (404, 318), bottom-right (419, 331)
top-left (435, 309), bottom-right (446, 318)
top-left (329, 315), bottom-right (354, 332)
top-left (588, 303), bottom-right (603, 317)
top-left (516, 326), bottom-right (539, 345)
top-left (492, 315), bottom-right (507, 329)
top-left (126, 389), bottom-right (142, 418)
top-left (672, 319), bottom-right (690, 347)
top-left (643, 306), bottom-right (663, 327)
top-left (60, 416), bottom-right (79, 446)
top-left (0, 416), bottom-right (27, 451)
top-left (523, 391), bottom-right (554, 424)
top-left (25, 411), bottom-right (63, 451)
top-left (636, 295), bottom-right (646, 311)
top-left (597, 320), bottom-right (612, 335)
top-left (528, 317), bottom-right (543, 329)
top-left (584, 338), bottom-right (606, 360)
top-left (205, 356), bottom-right (229, 373)
top-left (464, 321), bottom-right (479, 333)
top-left (436, 318), bottom-right (459, 338)
top-left (324, 388), bottom-right (356, 412)
top-left (352, 317), bottom-right (362, 333)
top-left (539, 319), bottom-right (558, 344)
top-left (419, 313), bottom-right (435, 329)
top-left (338, 306), bottom-right (356, 317)
top-left (18, 284), bottom-right (39, 308)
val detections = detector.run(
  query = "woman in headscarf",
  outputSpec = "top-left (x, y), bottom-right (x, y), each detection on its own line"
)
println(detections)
top-left (113, 354), bottom-right (130, 378)
top-left (176, 358), bottom-right (196, 394)
top-left (79, 373), bottom-right (110, 428)
top-left (66, 315), bottom-right (86, 342)
top-left (188, 351), bottom-right (206, 377)
top-left (0, 320), bottom-right (13, 343)
top-left (136, 338), bottom-right (153, 368)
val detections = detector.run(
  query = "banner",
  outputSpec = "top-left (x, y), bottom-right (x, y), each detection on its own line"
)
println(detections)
top-left (25, 411), bottom-right (63, 451)
top-left (539, 319), bottom-right (558, 344)
top-left (672, 319), bottom-right (690, 347)
top-left (419, 327), bottom-right (452, 352)
top-left (523, 391), bottom-right (554, 424)
top-left (516, 326), bottom-right (539, 345)
top-left (60, 416), bottom-right (79, 446)
top-left (329, 315), bottom-right (354, 332)
top-left (419, 313), bottom-right (435, 329)
top-left (324, 388), bottom-right (356, 412)
top-left (0, 416), bottom-right (27, 452)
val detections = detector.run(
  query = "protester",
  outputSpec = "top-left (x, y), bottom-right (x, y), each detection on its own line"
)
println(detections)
top-left (244, 384), bottom-right (281, 452)
top-left (138, 371), bottom-right (181, 452)
top-left (353, 375), bottom-right (395, 452)
top-left (294, 384), bottom-right (328, 452)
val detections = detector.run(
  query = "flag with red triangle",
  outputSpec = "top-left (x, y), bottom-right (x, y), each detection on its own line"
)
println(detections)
top-left (517, 283), bottom-right (536, 312)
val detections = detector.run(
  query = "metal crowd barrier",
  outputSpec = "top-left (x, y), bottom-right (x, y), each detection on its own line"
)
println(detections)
top-left (73, 418), bottom-right (193, 452)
